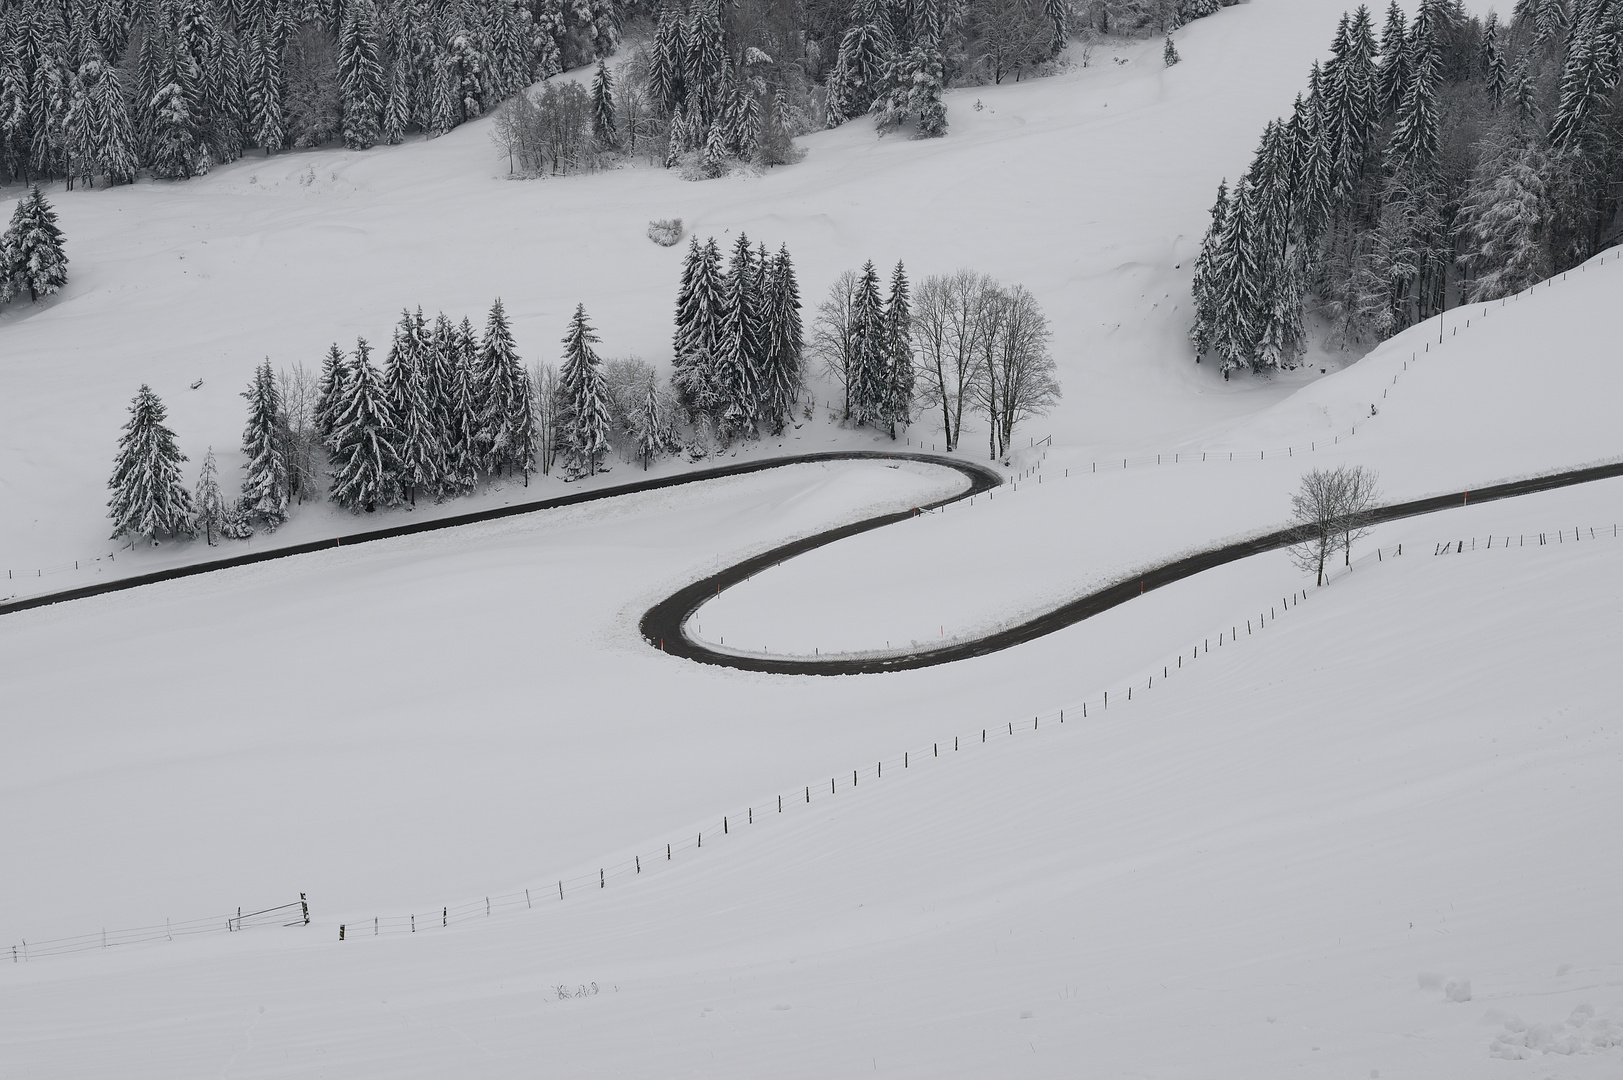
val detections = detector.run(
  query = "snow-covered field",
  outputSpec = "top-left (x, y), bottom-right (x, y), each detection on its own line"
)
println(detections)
top-left (4, 0), bottom-right (1621, 1076)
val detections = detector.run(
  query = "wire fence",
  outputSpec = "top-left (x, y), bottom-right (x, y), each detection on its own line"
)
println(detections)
top-left (9, 897), bottom-right (308, 963)
top-left (1432, 522), bottom-right (1620, 556)
top-left (335, 546), bottom-right (1417, 944)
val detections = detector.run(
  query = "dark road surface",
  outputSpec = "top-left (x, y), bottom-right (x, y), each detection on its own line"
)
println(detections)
top-left (6, 452), bottom-right (1620, 678)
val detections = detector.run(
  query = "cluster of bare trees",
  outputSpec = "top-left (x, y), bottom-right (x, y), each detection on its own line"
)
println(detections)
top-left (1289, 465), bottom-right (1381, 586)
top-left (911, 270), bottom-right (1061, 460)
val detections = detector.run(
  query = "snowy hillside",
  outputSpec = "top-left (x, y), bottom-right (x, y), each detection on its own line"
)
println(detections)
top-left (4, 0), bottom-right (1621, 1077)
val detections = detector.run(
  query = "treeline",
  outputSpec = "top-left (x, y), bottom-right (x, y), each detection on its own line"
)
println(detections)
top-left (1190, 0), bottom-right (1623, 376)
top-left (105, 236), bottom-right (1062, 545)
top-left (494, 0), bottom-right (1240, 179)
top-left (0, 0), bottom-right (589, 188)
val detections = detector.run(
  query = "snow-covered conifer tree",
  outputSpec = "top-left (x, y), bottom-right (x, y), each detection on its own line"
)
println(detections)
top-left (90, 58), bottom-right (139, 183)
top-left (1375, 0), bottom-right (1409, 117)
top-left (673, 236), bottom-right (727, 414)
top-left (108, 384), bottom-right (196, 544)
top-left (337, 0), bottom-right (384, 149)
top-left (479, 298), bottom-right (537, 482)
top-left (328, 337), bottom-right (402, 512)
top-left (386, 310), bottom-right (443, 504)
top-left (827, 0), bottom-right (895, 127)
top-left (440, 313), bottom-right (482, 494)
top-left (757, 243), bottom-right (803, 433)
top-left (247, 26), bottom-right (284, 152)
top-left (240, 357), bottom-right (291, 528)
top-left (718, 232), bottom-right (763, 433)
top-left (848, 260), bottom-right (888, 426)
top-left (591, 57), bottom-right (617, 148)
top-left (881, 260), bottom-right (914, 438)
top-left (634, 377), bottom-right (670, 469)
top-left (1, 186), bottom-right (69, 303)
top-left (194, 446), bottom-right (228, 545)
top-left (558, 303), bottom-right (611, 477)
top-left (1189, 179), bottom-right (1229, 359)
top-left (315, 343), bottom-right (349, 446)
top-left (1163, 36), bottom-right (1180, 66)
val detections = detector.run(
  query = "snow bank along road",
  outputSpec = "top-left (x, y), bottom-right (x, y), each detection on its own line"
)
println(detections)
top-left (7, 449), bottom-right (1623, 675)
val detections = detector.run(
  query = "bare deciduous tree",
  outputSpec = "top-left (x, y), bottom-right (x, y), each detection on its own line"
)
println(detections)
top-left (530, 361), bottom-right (560, 476)
top-left (970, 283), bottom-right (1059, 460)
top-left (277, 361), bottom-right (323, 503)
top-left (914, 269), bottom-right (993, 451)
top-left (1289, 465), bottom-right (1382, 585)
top-left (1337, 465), bottom-right (1380, 565)
top-left (810, 269), bottom-right (862, 420)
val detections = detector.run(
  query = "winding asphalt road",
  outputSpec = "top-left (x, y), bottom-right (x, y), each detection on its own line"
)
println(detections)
top-left (5, 452), bottom-right (1621, 677)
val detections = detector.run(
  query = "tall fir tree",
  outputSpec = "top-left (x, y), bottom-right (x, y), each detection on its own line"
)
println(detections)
top-left (848, 260), bottom-right (889, 426)
top-left (386, 310), bottom-right (443, 504)
top-left (479, 297), bottom-right (537, 482)
top-left (672, 235), bottom-right (726, 414)
top-left (108, 383), bottom-right (196, 543)
top-left (558, 303), bottom-right (611, 477)
top-left (439, 312), bottom-right (482, 494)
top-left (1, 185), bottom-right (69, 303)
top-left (1189, 179), bottom-right (1229, 359)
top-left (246, 25), bottom-right (283, 152)
top-left (591, 57), bottom-right (617, 148)
top-left (337, 0), bottom-right (384, 149)
top-left (194, 446), bottom-right (228, 545)
top-left (314, 342), bottom-right (349, 446)
top-left (757, 243), bottom-right (803, 433)
top-left (328, 337), bottom-right (402, 512)
top-left (880, 260), bottom-right (914, 438)
top-left (240, 356), bottom-right (291, 528)
top-left (718, 231), bottom-right (763, 433)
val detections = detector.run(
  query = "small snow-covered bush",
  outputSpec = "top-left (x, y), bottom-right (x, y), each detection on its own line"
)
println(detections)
top-left (647, 219), bottom-right (683, 247)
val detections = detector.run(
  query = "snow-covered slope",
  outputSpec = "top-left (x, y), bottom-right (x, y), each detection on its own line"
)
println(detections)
top-left (3, 475), bottom-right (1620, 1079)
top-left (6, 1), bottom-right (1619, 1077)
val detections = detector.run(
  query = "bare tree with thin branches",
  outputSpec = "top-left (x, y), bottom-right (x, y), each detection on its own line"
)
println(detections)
top-left (811, 269), bottom-right (862, 420)
top-left (914, 269), bottom-right (993, 451)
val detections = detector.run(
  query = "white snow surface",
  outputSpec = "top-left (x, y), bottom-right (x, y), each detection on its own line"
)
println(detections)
top-left (4, 0), bottom-right (1620, 1077)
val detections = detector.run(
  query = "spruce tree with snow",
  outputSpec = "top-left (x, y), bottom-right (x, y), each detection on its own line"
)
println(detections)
top-left (90, 59), bottom-right (139, 184)
top-left (827, 0), bottom-right (896, 126)
top-left (337, 0), bottom-right (385, 150)
top-left (849, 261), bottom-right (889, 427)
top-left (1387, 45), bottom-right (1440, 172)
top-left (880, 260), bottom-right (915, 438)
top-left (1189, 179), bottom-right (1229, 360)
top-left (758, 243), bottom-right (804, 434)
top-left (719, 232), bottom-right (764, 434)
top-left (1163, 37), bottom-right (1180, 66)
top-left (240, 358), bottom-right (291, 529)
top-left (440, 314), bottom-right (483, 494)
top-left (328, 338), bottom-right (402, 513)
top-left (194, 447), bottom-right (229, 546)
top-left (1375, 1), bottom-right (1409, 118)
top-left (108, 384), bottom-right (196, 544)
top-left (146, 52), bottom-right (209, 180)
top-left (685, 0), bottom-right (726, 125)
top-left (650, 8), bottom-right (683, 114)
top-left (1, 186), bottom-right (69, 304)
top-left (873, 40), bottom-right (948, 137)
top-left (479, 299), bottom-right (537, 482)
top-left (1044, 0), bottom-right (1070, 57)
top-left (247, 27), bottom-right (284, 153)
top-left (1550, 24), bottom-right (1613, 150)
top-left (558, 304), bottom-right (611, 478)
top-left (386, 311), bottom-right (443, 504)
top-left (1462, 139), bottom-right (1552, 300)
top-left (315, 344), bottom-right (350, 447)
top-left (634, 378), bottom-right (671, 470)
top-left (673, 236), bottom-right (727, 415)
top-left (591, 58), bottom-right (618, 149)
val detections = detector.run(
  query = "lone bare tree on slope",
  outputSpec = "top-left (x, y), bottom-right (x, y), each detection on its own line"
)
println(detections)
top-left (1290, 465), bottom-right (1381, 586)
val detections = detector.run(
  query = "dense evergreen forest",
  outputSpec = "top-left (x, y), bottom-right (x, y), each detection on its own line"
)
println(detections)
top-left (1190, 0), bottom-right (1623, 375)
top-left (0, 0), bottom-right (1240, 188)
